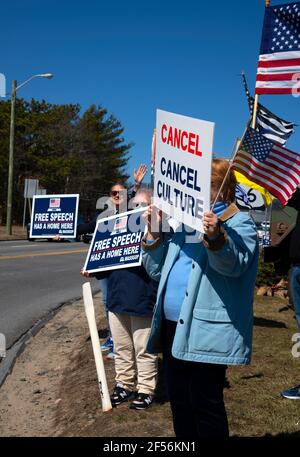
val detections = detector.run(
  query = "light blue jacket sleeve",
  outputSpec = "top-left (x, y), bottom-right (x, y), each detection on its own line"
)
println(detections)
top-left (142, 239), bottom-right (168, 282)
top-left (206, 213), bottom-right (259, 277)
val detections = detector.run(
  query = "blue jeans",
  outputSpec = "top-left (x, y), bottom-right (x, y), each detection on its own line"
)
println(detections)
top-left (291, 266), bottom-right (300, 330)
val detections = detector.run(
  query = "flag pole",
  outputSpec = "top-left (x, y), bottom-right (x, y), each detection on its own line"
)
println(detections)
top-left (252, 94), bottom-right (259, 129)
top-left (151, 128), bottom-right (156, 189)
top-left (211, 138), bottom-right (238, 209)
top-left (253, 0), bottom-right (270, 129)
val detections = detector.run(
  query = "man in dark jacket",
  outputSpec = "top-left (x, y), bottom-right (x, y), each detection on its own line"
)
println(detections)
top-left (83, 188), bottom-right (158, 410)
top-left (96, 189), bottom-right (158, 410)
top-left (281, 187), bottom-right (300, 400)
top-left (78, 165), bottom-right (148, 355)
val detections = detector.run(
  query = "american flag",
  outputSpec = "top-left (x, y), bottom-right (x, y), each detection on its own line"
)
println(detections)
top-left (256, 2), bottom-right (300, 95)
top-left (232, 126), bottom-right (300, 205)
top-left (113, 216), bottom-right (127, 231)
top-left (242, 73), bottom-right (295, 145)
top-left (49, 198), bottom-right (60, 208)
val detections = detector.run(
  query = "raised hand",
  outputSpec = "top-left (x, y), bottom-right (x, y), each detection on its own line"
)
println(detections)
top-left (134, 164), bottom-right (147, 185)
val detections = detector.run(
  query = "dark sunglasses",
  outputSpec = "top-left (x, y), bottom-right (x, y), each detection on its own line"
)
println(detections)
top-left (110, 190), bottom-right (126, 196)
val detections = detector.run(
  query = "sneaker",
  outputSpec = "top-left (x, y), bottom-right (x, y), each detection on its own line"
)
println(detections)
top-left (129, 392), bottom-right (154, 410)
top-left (105, 348), bottom-right (115, 360)
top-left (110, 383), bottom-right (136, 407)
top-left (281, 385), bottom-right (300, 400)
top-left (101, 336), bottom-right (113, 352)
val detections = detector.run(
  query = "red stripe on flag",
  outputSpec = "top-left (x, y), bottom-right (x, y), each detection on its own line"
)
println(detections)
top-left (255, 87), bottom-right (294, 94)
top-left (257, 58), bottom-right (300, 68)
top-left (256, 73), bottom-right (298, 81)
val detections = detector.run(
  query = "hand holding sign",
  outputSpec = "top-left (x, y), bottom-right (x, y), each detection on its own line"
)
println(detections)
top-left (143, 205), bottom-right (162, 240)
top-left (203, 210), bottom-right (220, 239)
top-left (80, 268), bottom-right (91, 278)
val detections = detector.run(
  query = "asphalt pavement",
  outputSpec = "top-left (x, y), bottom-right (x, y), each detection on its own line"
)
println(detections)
top-left (0, 239), bottom-right (98, 350)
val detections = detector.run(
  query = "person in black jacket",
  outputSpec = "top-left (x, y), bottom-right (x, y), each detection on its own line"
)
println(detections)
top-left (82, 188), bottom-right (159, 410)
top-left (78, 165), bottom-right (148, 354)
top-left (281, 187), bottom-right (300, 400)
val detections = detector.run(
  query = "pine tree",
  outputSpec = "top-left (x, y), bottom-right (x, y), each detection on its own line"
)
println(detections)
top-left (0, 99), bottom-right (132, 223)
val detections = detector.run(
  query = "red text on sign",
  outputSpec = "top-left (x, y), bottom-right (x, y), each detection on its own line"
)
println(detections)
top-left (161, 124), bottom-right (202, 157)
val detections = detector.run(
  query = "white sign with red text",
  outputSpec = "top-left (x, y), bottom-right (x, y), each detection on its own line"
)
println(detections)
top-left (154, 109), bottom-right (215, 232)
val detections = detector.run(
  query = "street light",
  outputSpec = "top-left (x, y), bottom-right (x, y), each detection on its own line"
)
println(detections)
top-left (6, 73), bottom-right (54, 235)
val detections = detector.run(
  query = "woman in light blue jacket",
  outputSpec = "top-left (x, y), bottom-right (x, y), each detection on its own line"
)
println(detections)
top-left (142, 159), bottom-right (259, 438)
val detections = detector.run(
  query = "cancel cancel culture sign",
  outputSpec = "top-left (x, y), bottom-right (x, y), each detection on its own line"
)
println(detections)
top-left (154, 109), bottom-right (214, 232)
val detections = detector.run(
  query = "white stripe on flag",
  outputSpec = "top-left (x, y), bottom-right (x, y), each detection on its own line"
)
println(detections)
top-left (256, 80), bottom-right (300, 88)
top-left (258, 114), bottom-right (294, 133)
top-left (262, 133), bottom-right (286, 145)
top-left (259, 51), bottom-right (300, 61)
top-left (257, 67), bottom-right (300, 75)
top-left (259, 110), bottom-right (293, 129)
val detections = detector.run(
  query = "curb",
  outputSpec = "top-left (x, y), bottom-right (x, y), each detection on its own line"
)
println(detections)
top-left (0, 296), bottom-right (83, 388)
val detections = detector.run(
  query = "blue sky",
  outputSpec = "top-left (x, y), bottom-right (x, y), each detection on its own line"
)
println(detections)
top-left (1, 0), bottom-right (299, 185)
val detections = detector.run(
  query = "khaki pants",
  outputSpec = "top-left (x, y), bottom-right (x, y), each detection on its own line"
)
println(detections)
top-left (109, 312), bottom-right (158, 395)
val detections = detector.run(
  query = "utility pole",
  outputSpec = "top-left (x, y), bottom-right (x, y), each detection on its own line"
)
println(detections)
top-left (6, 80), bottom-right (17, 235)
top-left (5, 73), bottom-right (53, 235)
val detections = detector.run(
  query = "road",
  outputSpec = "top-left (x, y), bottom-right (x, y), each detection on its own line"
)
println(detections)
top-left (0, 239), bottom-right (98, 349)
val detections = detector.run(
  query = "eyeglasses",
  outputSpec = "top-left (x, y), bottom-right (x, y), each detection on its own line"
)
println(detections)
top-left (133, 202), bottom-right (148, 208)
top-left (110, 190), bottom-right (126, 196)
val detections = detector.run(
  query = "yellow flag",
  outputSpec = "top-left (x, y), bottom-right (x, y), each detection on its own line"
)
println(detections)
top-left (234, 171), bottom-right (274, 206)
